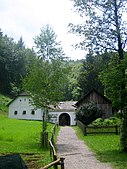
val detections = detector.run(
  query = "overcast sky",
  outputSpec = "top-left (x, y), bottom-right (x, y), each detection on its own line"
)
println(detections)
top-left (0, 0), bottom-right (86, 60)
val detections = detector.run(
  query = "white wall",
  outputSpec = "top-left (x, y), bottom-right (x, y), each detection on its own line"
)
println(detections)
top-left (8, 96), bottom-right (76, 125)
top-left (8, 96), bottom-right (43, 120)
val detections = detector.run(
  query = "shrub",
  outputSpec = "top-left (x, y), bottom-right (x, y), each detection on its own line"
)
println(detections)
top-left (92, 118), bottom-right (103, 126)
top-left (91, 117), bottom-right (121, 126)
top-left (76, 102), bottom-right (102, 125)
top-left (103, 119), bottom-right (111, 126)
top-left (109, 117), bottom-right (121, 125)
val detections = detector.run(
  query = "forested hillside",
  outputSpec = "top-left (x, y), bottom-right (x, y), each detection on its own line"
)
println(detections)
top-left (0, 29), bottom-right (36, 97)
top-left (1, 27), bottom-right (127, 110)
top-left (0, 28), bottom-right (83, 101)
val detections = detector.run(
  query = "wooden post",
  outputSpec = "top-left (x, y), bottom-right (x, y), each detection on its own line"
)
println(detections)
top-left (54, 155), bottom-right (58, 169)
top-left (60, 158), bottom-right (65, 169)
top-left (41, 131), bottom-right (48, 148)
top-left (84, 125), bottom-right (87, 136)
top-left (116, 125), bottom-right (118, 135)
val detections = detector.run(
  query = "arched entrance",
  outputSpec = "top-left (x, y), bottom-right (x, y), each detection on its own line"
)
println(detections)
top-left (59, 113), bottom-right (70, 126)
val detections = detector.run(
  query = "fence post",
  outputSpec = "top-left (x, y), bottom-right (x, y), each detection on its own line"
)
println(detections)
top-left (40, 131), bottom-right (48, 148)
top-left (115, 125), bottom-right (118, 135)
top-left (54, 155), bottom-right (58, 169)
top-left (84, 125), bottom-right (87, 136)
top-left (60, 158), bottom-right (65, 169)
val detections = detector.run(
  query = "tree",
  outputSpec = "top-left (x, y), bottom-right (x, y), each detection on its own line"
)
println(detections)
top-left (24, 59), bottom-right (68, 109)
top-left (99, 53), bottom-right (125, 110)
top-left (0, 32), bottom-right (36, 96)
top-left (0, 33), bottom-right (25, 96)
top-left (23, 25), bottom-right (69, 147)
top-left (31, 24), bottom-right (68, 106)
top-left (63, 60), bottom-right (83, 101)
top-left (0, 32), bottom-right (10, 94)
top-left (69, 0), bottom-right (127, 56)
top-left (70, 0), bottom-right (127, 151)
top-left (78, 53), bottom-right (104, 97)
top-left (34, 24), bottom-right (65, 61)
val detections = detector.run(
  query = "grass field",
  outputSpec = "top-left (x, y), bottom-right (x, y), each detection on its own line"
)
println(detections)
top-left (76, 126), bottom-right (127, 169)
top-left (0, 115), bottom-right (53, 153)
top-left (0, 115), bottom-right (56, 168)
top-left (0, 94), bottom-right (58, 168)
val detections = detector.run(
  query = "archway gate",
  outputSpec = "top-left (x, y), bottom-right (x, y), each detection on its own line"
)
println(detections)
top-left (59, 113), bottom-right (70, 126)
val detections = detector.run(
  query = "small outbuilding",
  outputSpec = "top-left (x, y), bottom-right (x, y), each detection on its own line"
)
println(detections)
top-left (75, 88), bottom-right (112, 118)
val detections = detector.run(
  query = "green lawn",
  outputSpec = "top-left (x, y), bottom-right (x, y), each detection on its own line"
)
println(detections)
top-left (0, 115), bottom-right (52, 153)
top-left (0, 113), bottom-right (57, 168)
top-left (75, 126), bottom-right (127, 169)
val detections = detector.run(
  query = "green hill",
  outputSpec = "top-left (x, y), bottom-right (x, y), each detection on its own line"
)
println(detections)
top-left (0, 94), bottom-right (12, 116)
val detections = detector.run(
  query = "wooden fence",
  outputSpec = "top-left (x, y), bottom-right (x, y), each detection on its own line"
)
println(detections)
top-left (77, 120), bottom-right (120, 136)
top-left (40, 124), bottom-right (65, 169)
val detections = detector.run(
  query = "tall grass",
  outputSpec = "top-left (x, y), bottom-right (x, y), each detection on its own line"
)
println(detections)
top-left (75, 126), bottom-right (127, 169)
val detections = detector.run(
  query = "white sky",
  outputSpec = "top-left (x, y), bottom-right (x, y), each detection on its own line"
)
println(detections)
top-left (0, 0), bottom-right (86, 60)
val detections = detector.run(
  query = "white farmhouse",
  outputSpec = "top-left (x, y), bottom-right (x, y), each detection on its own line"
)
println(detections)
top-left (8, 92), bottom-right (42, 120)
top-left (8, 93), bottom-right (76, 126)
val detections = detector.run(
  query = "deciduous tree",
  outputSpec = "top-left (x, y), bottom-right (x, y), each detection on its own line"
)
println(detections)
top-left (23, 25), bottom-right (69, 147)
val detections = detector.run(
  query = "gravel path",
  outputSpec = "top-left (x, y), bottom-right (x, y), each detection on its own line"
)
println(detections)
top-left (56, 126), bottom-right (112, 169)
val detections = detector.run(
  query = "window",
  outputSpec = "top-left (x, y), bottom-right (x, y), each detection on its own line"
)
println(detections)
top-left (14, 111), bottom-right (18, 115)
top-left (22, 110), bottom-right (26, 115)
top-left (31, 110), bottom-right (35, 115)
top-left (20, 99), bottom-right (22, 102)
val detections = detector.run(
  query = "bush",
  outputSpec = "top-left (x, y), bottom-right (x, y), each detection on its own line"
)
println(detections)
top-left (103, 119), bottom-right (111, 126)
top-left (76, 102), bottom-right (102, 125)
top-left (92, 118), bottom-right (103, 126)
top-left (91, 117), bottom-right (121, 126)
top-left (109, 117), bottom-right (121, 125)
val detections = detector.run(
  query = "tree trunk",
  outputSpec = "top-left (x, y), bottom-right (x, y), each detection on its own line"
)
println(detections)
top-left (120, 108), bottom-right (127, 151)
top-left (114, 0), bottom-right (127, 151)
top-left (119, 66), bottom-right (127, 151)
top-left (40, 131), bottom-right (48, 148)
top-left (40, 108), bottom-right (48, 148)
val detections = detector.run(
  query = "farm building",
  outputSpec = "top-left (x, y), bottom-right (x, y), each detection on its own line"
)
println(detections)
top-left (75, 88), bottom-right (112, 118)
top-left (8, 89), bottom-right (112, 125)
top-left (8, 92), bottom-right (76, 126)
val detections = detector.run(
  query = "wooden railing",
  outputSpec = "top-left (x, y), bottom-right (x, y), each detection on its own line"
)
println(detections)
top-left (77, 120), bottom-right (119, 136)
top-left (41, 158), bottom-right (64, 169)
top-left (40, 124), bottom-right (65, 169)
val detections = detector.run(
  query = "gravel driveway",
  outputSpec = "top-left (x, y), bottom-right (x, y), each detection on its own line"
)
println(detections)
top-left (56, 126), bottom-right (112, 169)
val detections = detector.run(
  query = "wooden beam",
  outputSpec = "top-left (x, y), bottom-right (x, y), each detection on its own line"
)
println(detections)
top-left (40, 159), bottom-right (60, 169)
